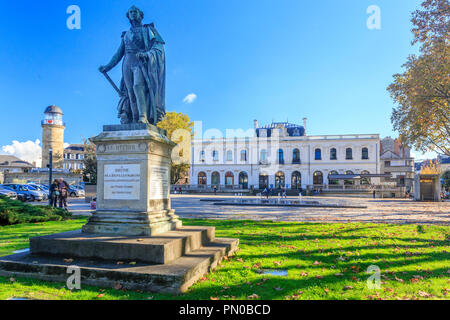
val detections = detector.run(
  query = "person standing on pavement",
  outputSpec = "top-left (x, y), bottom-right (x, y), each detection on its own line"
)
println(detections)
top-left (58, 178), bottom-right (70, 210)
top-left (49, 179), bottom-right (59, 208)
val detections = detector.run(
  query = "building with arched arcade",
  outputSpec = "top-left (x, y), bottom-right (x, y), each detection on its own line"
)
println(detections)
top-left (190, 121), bottom-right (382, 191)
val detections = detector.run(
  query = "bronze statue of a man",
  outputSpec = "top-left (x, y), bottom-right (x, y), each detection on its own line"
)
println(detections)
top-left (99, 6), bottom-right (166, 125)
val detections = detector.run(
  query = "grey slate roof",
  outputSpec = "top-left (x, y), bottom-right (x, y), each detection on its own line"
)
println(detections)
top-left (0, 155), bottom-right (33, 168)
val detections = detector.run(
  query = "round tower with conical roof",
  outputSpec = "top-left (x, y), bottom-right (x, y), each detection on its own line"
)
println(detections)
top-left (41, 105), bottom-right (65, 169)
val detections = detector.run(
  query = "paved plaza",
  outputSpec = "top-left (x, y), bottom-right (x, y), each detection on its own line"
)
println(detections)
top-left (61, 195), bottom-right (450, 225)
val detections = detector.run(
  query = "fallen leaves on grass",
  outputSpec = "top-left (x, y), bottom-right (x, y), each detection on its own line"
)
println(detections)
top-left (343, 286), bottom-right (354, 291)
top-left (410, 275), bottom-right (424, 283)
top-left (395, 276), bottom-right (404, 283)
top-left (248, 294), bottom-right (259, 299)
top-left (417, 291), bottom-right (433, 298)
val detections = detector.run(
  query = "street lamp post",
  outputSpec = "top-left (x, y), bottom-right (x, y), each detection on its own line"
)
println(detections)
top-left (48, 148), bottom-right (53, 206)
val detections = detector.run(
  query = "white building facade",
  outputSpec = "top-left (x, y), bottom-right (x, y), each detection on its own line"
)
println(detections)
top-left (190, 122), bottom-right (381, 190)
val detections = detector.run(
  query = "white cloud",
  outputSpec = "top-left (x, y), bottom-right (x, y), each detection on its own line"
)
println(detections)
top-left (183, 93), bottom-right (197, 104)
top-left (411, 150), bottom-right (439, 161)
top-left (2, 140), bottom-right (42, 167)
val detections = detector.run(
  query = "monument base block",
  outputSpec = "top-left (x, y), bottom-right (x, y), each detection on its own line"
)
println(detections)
top-left (81, 209), bottom-right (182, 236)
top-left (83, 123), bottom-right (180, 237)
top-left (0, 227), bottom-right (239, 294)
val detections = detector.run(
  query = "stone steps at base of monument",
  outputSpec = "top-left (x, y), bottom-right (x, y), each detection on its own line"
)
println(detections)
top-left (0, 238), bottom-right (239, 294)
top-left (30, 226), bottom-right (215, 265)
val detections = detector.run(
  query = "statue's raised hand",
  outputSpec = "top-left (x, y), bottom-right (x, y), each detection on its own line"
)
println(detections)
top-left (99, 65), bottom-right (109, 73)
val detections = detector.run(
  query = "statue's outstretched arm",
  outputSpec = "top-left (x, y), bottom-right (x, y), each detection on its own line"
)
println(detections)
top-left (100, 40), bottom-right (125, 73)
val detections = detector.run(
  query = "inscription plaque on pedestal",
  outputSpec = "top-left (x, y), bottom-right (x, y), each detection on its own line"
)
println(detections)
top-left (104, 164), bottom-right (141, 200)
top-left (150, 166), bottom-right (169, 200)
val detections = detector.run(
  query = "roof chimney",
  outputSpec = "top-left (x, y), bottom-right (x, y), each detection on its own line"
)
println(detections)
top-left (303, 118), bottom-right (307, 135)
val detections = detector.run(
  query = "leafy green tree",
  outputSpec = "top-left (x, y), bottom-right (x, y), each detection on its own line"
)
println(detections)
top-left (388, 0), bottom-right (449, 156)
top-left (157, 112), bottom-right (194, 185)
top-left (82, 140), bottom-right (97, 184)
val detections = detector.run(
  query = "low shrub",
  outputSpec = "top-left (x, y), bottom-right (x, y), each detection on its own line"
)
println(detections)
top-left (0, 196), bottom-right (71, 226)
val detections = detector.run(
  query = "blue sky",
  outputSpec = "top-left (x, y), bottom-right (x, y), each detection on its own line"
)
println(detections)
top-left (0, 0), bottom-right (433, 161)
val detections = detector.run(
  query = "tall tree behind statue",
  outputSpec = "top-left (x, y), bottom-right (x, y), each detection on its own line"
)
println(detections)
top-left (388, 0), bottom-right (449, 156)
top-left (157, 112), bottom-right (194, 185)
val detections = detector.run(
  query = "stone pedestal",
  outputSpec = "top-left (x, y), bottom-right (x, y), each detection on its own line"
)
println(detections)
top-left (0, 123), bottom-right (239, 294)
top-left (82, 124), bottom-right (182, 236)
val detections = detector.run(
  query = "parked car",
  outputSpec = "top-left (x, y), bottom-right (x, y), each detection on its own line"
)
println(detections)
top-left (68, 186), bottom-right (85, 198)
top-left (1, 184), bottom-right (45, 202)
top-left (27, 184), bottom-right (49, 200)
top-left (0, 187), bottom-right (18, 200)
top-left (0, 185), bottom-right (30, 202)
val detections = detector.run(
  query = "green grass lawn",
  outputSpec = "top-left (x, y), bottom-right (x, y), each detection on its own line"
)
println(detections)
top-left (0, 218), bottom-right (449, 300)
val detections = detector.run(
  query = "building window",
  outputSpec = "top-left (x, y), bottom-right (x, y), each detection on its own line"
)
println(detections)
top-left (345, 170), bottom-right (355, 185)
top-left (198, 172), bottom-right (207, 185)
top-left (328, 171), bottom-right (339, 185)
top-left (240, 150), bottom-right (247, 162)
top-left (362, 148), bottom-right (369, 160)
top-left (313, 171), bottom-right (323, 185)
top-left (293, 149), bottom-right (300, 164)
top-left (291, 171), bottom-right (301, 189)
top-left (211, 172), bottom-right (220, 186)
top-left (346, 148), bottom-right (353, 160)
top-left (275, 171), bottom-right (285, 189)
top-left (200, 151), bottom-right (205, 161)
top-left (260, 149), bottom-right (268, 162)
top-left (259, 173), bottom-right (269, 189)
top-left (361, 170), bottom-right (370, 185)
top-left (278, 149), bottom-right (284, 164)
top-left (226, 150), bottom-right (233, 161)
top-left (315, 149), bottom-right (322, 160)
top-left (225, 172), bottom-right (234, 185)
top-left (239, 172), bottom-right (248, 189)
top-left (330, 148), bottom-right (337, 160)
top-left (212, 150), bottom-right (219, 161)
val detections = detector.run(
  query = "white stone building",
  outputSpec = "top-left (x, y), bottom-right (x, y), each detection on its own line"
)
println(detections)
top-left (63, 144), bottom-right (86, 171)
top-left (190, 121), bottom-right (381, 190)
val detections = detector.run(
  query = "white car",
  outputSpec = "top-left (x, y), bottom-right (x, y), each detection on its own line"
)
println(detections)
top-left (69, 186), bottom-right (85, 197)
top-left (0, 188), bottom-right (18, 200)
top-left (28, 184), bottom-right (49, 200)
